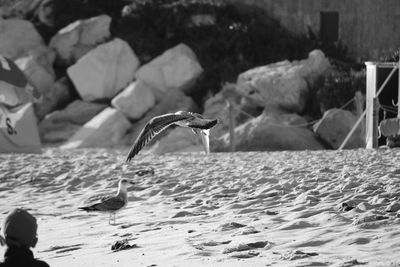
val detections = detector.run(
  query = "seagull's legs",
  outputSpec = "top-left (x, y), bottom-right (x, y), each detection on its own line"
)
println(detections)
top-left (107, 213), bottom-right (117, 225)
top-left (193, 129), bottom-right (210, 154)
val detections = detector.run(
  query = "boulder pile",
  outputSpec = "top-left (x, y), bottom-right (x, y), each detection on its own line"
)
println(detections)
top-left (0, 3), bottom-right (365, 153)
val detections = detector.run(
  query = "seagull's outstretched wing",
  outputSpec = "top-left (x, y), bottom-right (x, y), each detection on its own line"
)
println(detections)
top-left (79, 196), bottom-right (125, 212)
top-left (126, 113), bottom-right (189, 162)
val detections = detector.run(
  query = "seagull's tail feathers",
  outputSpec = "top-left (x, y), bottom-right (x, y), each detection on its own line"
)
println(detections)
top-left (78, 205), bottom-right (97, 212)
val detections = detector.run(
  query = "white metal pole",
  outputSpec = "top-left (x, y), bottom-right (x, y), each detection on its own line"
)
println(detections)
top-left (365, 62), bottom-right (377, 149)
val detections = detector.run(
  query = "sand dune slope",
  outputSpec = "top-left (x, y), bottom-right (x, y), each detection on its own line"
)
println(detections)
top-left (1, 148), bottom-right (400, 266)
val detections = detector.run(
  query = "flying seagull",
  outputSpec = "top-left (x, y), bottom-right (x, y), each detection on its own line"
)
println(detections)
top-left (79, 179), bottom-right (135, 225)
top-left (126, 111), bottom-right (218, 162)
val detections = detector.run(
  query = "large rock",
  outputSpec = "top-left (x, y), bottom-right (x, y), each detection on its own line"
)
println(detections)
top-left (67, 38), bottom-right (140, 101)
top-left (47, 99), bottom-right (108, 125)
top-left (313, 108), bottom-right (363, 149)
top-left (40, 122), bottom-right (81, 144)
top-left (61, 107), bottom-right (131, 148)
top-left (49, 14), bottom-right (112, 66)
top-left (34, 77), bottom-right (74, 121)
top-left (111, 81), bottom-right (156, 121)
top-left (135, 43), bottom-right (203, 93)
top-left (15, 54), bottom-right (55, 96)
top-left (203, 83), bottom-right (262, 140)
top-left (0, 102), bottom-right (42, 154)
top-left (148, 127), bottom-right (206, 155)
top-left (39, 100), bottom-right (107, 143)
top-left (22, 46), bottom-right (56, 77)
top-left (236, 50), bottom-right (330, 113)
top-left (122, 89), bottom-right (200, 146)
top-left (0, 19), bottom-right (52, 61)
top-left (214, 112), bottom-right (325, 152)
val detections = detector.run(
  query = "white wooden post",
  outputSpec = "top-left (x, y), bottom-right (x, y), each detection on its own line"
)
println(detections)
top-left (365, 62), bottom-right (377, 149)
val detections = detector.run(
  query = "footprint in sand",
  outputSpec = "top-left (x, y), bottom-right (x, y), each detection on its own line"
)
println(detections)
top-left (222, 243), bottom-right (251, 254)
top-left (139, 227), bottom-right (162, 233)
top-left (41, 244), bottom-right (83, 254)
top-left (336, 259), bottom-right (368, 266)
top-left (171, 210), bottom-right (206, 218)
top-left (386, 201), bottom-right (400, 212)
top-left (265, 210), bottom-right (279, 215)
top-left (118, 222), bottom-right (142, 229)
top-left (230, 251), bottom-right (260, 258)
top-left (218, 222), bottom-right (246, 231)
top-left (233, 226), bottom-right (260, 236)
top-left (201, 240), bottom-right (232, 246)
top-left (341, 203), bottom-right (355, 212)
top-left (352, 213), bottom-right (389, 227)
top-left (281, 250), bottom-right (319, 261)
top-left (341, 237), bottom-right (370, 245)
top-left (277, 219), bottom-right (317, 230)
top-left (222, 241), bottom-right (271, 258)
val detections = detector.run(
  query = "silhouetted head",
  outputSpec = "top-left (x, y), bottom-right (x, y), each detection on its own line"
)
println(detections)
top-left (3, 208), bottom-right (38, 248)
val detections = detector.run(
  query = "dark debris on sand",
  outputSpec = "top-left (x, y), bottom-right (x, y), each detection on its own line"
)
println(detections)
top-left (111, 239), bottom-right (138, 252)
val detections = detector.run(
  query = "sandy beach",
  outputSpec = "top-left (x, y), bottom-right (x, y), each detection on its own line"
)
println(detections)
top-left (1, 148), bottom-right (400, 266)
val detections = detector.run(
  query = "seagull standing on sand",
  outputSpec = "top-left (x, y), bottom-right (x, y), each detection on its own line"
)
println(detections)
top-left (126, 111), bottom-right (218, 162)
top-left (79, 179), bottom-right (135, 225)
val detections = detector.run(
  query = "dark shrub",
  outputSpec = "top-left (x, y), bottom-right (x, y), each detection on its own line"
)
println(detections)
top-left (32, 0), bottom-right (127, 42)
top-left (112, 0), bottom-right (317, 106)
top-left (316, 66), bottom-right (366, 115)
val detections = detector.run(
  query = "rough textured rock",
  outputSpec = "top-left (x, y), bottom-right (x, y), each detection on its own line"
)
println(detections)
top-left (203, 83), bottom-right (262, 140)
top-left (122, 89), bottom-right (200, 146)
top-left (15, 54), bottom-right (55, 96)
top-left (23, 46), bottom-right (56, 77)
top-left (39, 122), bottom-right (81, 144)
top-left (0, 19), bottom-right (52, 61)
top-left (49, 99), bottom-right (108, 125)
top-left (34, 77), bottom-right (73, 121)
top-left (148, 127), bottom-right (206, 155)
top-left (111, 81), bottom-right (156, 121)
top-left (313, 108), bottom-right (363, 149)
top-left (67, 38), bottom-right (140, 101)
top-left (215, 112), bottom-right (325, 152)
top-left (61, 107), bottom-right (131, 148)
top-left (49, 14), bottom-right (112, 66)
top-left (135, 43), bottom-right (203, 93)
top-left (39, 100), bottom-right (107, 143)
top-left (236, 50), bottom-right (330, 113)
top-left (0, 102), bottom-right (42, 154)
